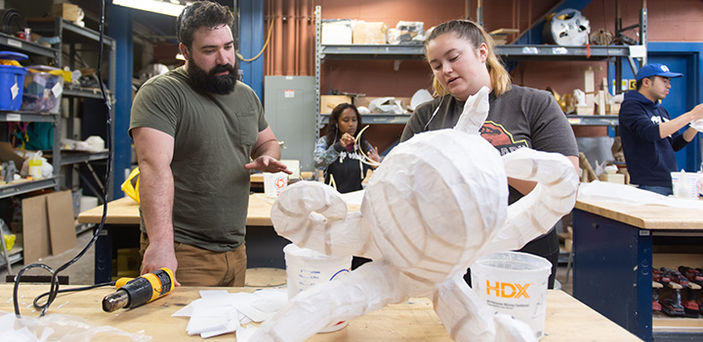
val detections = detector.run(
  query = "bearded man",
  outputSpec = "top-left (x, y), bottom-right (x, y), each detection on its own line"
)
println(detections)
top-left (130, 1), bottom-right (290, 286)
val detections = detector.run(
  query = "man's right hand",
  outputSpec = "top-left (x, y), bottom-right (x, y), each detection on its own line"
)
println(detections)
top-left (141, 242), bottom-right (181, 286)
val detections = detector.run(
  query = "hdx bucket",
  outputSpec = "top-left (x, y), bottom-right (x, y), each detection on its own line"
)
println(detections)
top-left (283, 243), bottom-right (352, 332)
top-left (471, 251), bottom-right (551, 339)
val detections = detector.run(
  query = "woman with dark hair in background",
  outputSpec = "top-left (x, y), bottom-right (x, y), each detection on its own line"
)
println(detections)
top-left (314, 103), bottom-right (379, 193)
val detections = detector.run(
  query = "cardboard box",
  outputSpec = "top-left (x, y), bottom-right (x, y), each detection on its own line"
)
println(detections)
top-left (22, 190), bottom-right (77, 264)
top-left (575, 105), bottom-right (594, 115)
top-left (0, 142), bottom-right (25, 170)
top-left (322, 22), bottom-right (352, 45)
top-left (353, 22), bottom-right (387, 44)
top-left (320, 95), bottom-right (352, 114)
top-left (52, 3), bottom-right (83, 22)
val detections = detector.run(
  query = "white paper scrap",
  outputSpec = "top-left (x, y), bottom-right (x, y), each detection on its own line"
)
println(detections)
top-left (186, 303), bottom-right (236, 335)
top-left (171, 298), bottom-right (202, 317)
top-left (199, 290), bottom-right (230, 299)
top-left (235, 324), bottom-right (257, 342)
top-left (199, 318), bottom-right (239, 339)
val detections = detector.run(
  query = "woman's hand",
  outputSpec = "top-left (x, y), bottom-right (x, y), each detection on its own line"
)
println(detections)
top-left (367, 146), bottom-right (380, 163)
top-left (340, 133), bottom-right (356, 147)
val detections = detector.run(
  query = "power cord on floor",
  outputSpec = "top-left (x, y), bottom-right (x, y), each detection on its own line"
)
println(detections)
top-left (12, 0), bottom-right (113, 318)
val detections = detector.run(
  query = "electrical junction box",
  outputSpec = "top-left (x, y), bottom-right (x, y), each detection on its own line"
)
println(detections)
top-left (264, 76), bottom-right (315, 173)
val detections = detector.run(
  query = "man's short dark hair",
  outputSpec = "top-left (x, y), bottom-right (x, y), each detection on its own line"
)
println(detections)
top-left (177, 1), bottom-right (234, 49)
top-left (636, 76), bottom-right (655, 91)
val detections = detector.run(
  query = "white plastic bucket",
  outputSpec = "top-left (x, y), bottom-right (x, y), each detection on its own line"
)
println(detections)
top-left (471, 251), bottom-right (551, 339)
top-left (263, 172), bottom-right (288, 198)
top-left (283, 243), bottom-right (352, 332)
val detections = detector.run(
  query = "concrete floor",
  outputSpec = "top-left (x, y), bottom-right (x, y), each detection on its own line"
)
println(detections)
top-left (1, 229), bottom-right (95, 285)
top-left (0, 230), bottom-right (574, 295)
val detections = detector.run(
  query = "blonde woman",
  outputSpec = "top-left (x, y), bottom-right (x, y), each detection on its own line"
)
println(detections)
top-left (401, 19), bottom-right (579, 288)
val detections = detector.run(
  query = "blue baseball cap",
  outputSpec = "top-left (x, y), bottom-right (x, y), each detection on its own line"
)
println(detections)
top-left (635, 63), bottom-right (683, 81)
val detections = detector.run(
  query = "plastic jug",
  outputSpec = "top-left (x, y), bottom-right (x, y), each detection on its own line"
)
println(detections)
top-left (28, 153), bottom-right (42, 179)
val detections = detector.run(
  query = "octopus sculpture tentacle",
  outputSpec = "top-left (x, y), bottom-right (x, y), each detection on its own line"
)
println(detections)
top-left (253, 87), bottom-right (578, 342)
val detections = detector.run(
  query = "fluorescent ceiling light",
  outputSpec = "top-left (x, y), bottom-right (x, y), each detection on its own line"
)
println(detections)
top-left (113, 0), bottom-right (186, 17)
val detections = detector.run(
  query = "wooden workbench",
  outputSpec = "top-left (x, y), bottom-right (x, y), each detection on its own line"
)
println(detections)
top-left (78, 193), bottom-right (278, 227)
top-left (575, 199), bottom-right (703, 230)
top-left (78, 193), bottom-right (284, 283)
top-left (0, 285), bottom-right (639, 341)
top-left (573, 197), bottom-right (703, 341)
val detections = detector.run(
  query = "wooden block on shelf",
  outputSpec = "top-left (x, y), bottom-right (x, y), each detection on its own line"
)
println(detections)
top-left (320, 95), bottom-right (352, 114)
top-left (584, 67), bottom-right (595, 93)
top-left (606, 103), bottom-right (621, 114)
top-left (489, 28), bottom-right (519, 45)
top-left (352, 22), bottom-right (387, 44)
top-left (597, 90), bottom-right (606, 115)
top-left (575, 105), bottom-right (594, 115)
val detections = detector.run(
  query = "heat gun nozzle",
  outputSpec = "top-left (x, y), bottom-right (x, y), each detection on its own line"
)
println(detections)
top-left (102, 290), bottom-right (129, 312)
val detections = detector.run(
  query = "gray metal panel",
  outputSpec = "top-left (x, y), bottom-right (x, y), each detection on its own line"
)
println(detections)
top-left (264, 76), bottom-right (316, 172)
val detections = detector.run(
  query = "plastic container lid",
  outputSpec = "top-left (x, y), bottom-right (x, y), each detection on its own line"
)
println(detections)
top-left (0, 51), bottom-right (28, 61)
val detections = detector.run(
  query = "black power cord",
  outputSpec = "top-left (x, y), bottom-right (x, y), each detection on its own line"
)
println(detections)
top-left (13, 0), bottom-right (113, 318)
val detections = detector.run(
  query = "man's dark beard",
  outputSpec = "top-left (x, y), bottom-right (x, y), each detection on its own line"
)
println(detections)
top-left (187, 58), bottom-right (237, 95)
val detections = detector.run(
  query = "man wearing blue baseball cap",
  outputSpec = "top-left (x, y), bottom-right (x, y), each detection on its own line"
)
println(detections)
top-left (619, 63), bottom-right (703, 195)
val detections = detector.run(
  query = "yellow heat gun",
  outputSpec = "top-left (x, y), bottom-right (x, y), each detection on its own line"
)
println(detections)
top-left (102, 268), bottom-right (175, 312)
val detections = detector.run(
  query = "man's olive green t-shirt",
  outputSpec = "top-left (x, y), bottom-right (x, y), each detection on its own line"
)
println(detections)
top-left (129, 67), bottom-right (267, 252)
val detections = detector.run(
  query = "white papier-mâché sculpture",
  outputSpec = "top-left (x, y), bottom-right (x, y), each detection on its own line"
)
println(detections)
top-left (252, 87), bottom-right (578, 342)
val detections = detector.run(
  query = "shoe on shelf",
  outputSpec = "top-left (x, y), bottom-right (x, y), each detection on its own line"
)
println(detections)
top-left (661, 267), bottom-right (689, 288)
top-left (652, 299), bottom-right (662, 312)
top-left (653, 268), bottom-right (671, 284)
top-left (679, 266), bottom-right (703, 286)
top-left (660, 298), bottom-right (686, 317)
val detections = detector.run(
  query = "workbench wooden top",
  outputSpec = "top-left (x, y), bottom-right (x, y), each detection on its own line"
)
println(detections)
top-left (77, 193), bottom-right (278, 226)
top-left (575, 198), bottom-right (703, 230)
top-left (0, 285), bottom-right (638, 341)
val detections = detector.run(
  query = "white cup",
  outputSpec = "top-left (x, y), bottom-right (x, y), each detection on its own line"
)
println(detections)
top-left (671, 171), bottom-right (703, 199)
top-left (263, 172), bottom-right (288, 198)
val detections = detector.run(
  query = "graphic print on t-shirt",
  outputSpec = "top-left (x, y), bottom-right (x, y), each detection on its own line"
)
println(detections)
top-left (479, 121), bottom-right (528, 156)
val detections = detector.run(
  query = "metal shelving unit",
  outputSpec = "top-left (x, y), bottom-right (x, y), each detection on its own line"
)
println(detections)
top-left (320, 44), bottom-right (633, 61)
top-left (566, 115), bottom-right (619, 126)
top-left (314, 6), bottom-right (639, 133)
top-left (319, 113), bottom-right (411, 125)
top-left (58, 151), bottom-right (110, 166)
top-left (0, 27), bottom-right (62, 269)
top-left (0, 32), bottom-right (58, 59)
top-left (63, 87), bottom-right (111, 100)
top-left (0, 178), bottom-right (58, 199)
top-left (29, 18), bottom-right (116, 198)
top-left (0, 111), bottom-right (59, 123)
